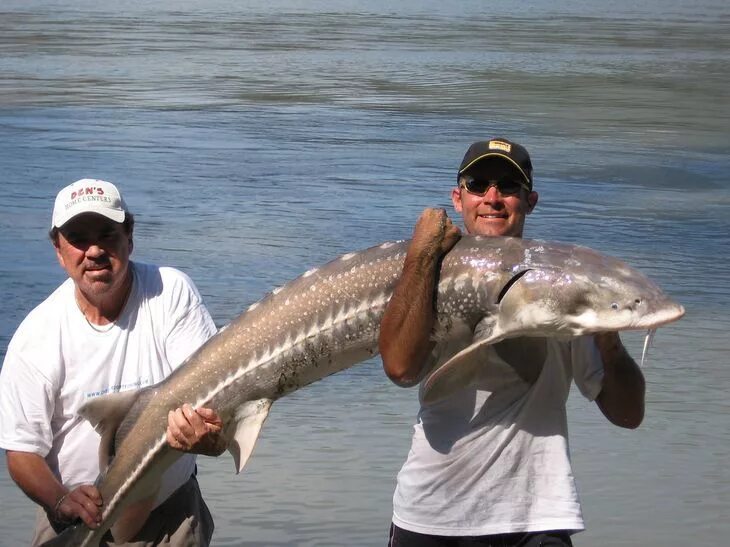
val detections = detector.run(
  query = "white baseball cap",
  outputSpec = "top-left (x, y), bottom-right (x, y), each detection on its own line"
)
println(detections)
top-left (51, 178), bottom-right (128, 229)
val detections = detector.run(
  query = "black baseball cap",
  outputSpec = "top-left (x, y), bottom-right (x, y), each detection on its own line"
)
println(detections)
top-left (458, 138), bottom-right (533, 190)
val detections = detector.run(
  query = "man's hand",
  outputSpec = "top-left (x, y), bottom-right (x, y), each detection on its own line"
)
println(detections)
top-left (410, 208), bottom-right (462, 260)
top-left (53, 484), bottom-right (103, 529)
top-left (166, 404), bottom-right (227, 456)
top-left (6, 451), bottom-right (103, 531)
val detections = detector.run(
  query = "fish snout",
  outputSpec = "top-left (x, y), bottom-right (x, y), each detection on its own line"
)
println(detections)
top-left (611, 291), bottom-right (686, 330)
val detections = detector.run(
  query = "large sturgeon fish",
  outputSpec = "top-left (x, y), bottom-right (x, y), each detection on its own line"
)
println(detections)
top-left (46, 235), bottom-right (684, 546)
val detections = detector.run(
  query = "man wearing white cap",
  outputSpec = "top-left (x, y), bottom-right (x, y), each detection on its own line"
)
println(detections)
top-left (0, 179), bottom-right (223, 545)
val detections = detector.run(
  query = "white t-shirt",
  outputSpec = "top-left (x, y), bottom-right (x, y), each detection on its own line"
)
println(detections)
top-left (392, 335), bottom-right (604, 536)
top-left (0, 262), bottom-right (217, 506)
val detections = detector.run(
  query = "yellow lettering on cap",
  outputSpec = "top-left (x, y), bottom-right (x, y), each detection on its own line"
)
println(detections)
top-left (488, 140), bottom-right (511, 153)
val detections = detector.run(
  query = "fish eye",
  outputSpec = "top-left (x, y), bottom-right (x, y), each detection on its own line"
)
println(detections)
top-left (611, 303), bottom-right (619, 310)
top-left (634, 298), bottom-right (642, 305)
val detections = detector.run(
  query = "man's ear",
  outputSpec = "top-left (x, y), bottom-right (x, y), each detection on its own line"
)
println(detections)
top-left (451, 187), bottom-right (463, 213)
top-left (526, 191), bottom-right (539, 213)
top-left (54, 243), bottom-right (66, 270)
top-left (126, 225), bottom-right (134, 254)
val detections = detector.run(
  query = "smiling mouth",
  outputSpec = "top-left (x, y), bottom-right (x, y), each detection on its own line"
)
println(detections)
top-left (85, 265), bottom-right (111, 274)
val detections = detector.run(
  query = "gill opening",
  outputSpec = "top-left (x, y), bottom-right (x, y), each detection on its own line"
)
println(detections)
top-left (497, 269), bottom-right (532, 304)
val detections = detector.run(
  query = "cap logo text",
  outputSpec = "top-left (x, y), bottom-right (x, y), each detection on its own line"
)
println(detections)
top-left (70, 187), bottom-right (105, 200)
top-left (488, 140), bottom-right (511, 153)
top-left (65, 187), bottom-right (112, 211)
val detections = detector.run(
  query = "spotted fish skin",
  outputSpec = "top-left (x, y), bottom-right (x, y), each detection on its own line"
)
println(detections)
top-left (47, 235), bottom-right (684, 546)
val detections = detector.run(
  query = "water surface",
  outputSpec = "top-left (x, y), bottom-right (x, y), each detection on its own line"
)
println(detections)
top-left (1, 1), bottom-right (728, 545)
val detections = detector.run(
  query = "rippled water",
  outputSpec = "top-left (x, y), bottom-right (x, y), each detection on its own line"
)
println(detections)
top-left (1, 1), bottom-right (728, 545)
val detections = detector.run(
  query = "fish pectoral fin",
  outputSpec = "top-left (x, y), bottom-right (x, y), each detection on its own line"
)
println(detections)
top-left (227, 398), bottom-right (273, 474)
top-left (78, 389), bottom-right (142, 472)
top-left (421, 319), bottom-right (504, 404)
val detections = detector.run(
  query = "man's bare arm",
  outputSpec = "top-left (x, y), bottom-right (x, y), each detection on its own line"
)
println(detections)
top-left (6, 451), bottom-right (102, 528)
top-left (379, 208), bottom-right (461, 386)
top-left (594, 332), bottom-right (646, 429)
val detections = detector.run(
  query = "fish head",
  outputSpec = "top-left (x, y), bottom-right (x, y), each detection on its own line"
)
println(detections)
top-left (556, 264), bottom-right (685, 334)
top-left (488, 244), bottom-right (685, 339)
top-left (519, 249), bottom-right (685, 336)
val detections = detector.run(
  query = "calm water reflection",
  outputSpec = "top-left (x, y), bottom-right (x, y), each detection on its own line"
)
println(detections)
top-left (1, 1), bottom-right (728, 545)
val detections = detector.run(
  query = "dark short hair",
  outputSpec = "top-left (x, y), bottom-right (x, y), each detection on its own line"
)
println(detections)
top-left (49, 213), bottom-right (135, 245)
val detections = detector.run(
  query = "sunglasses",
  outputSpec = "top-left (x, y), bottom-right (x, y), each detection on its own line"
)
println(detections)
top-left (459, 175), bottom-right (530, 196)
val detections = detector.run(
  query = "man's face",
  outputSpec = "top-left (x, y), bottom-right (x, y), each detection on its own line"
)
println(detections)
top-left (54, 213), bottom-right (132, 303)
top-left (451, 157), bottom-right (538, 237)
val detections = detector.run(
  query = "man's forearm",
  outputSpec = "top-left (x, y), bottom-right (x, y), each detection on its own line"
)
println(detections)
top-left (379, 250), bottom-right (440, 385)
top-left (379, 208), bottom-right (461, 386)
top-left (6, 451), bottom-right (66, 514)
top-left (595, 333), bottom-right (646, 429)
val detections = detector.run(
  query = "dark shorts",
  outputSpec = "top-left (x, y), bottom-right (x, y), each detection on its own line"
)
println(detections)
top-left (388, 523), bottom-right (574, 547)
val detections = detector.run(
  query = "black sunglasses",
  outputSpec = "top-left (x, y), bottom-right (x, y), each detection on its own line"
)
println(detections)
top-left (460, 175), bottom-right (530, 196)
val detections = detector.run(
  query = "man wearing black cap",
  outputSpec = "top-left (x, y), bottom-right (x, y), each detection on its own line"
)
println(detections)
top-left (380, 139), bottom-right (645, 546)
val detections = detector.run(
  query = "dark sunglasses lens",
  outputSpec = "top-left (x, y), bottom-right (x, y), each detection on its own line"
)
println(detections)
top-left (464, 177), bottom-right (524, 195)
top-left (496, 178), bottom-right (523, 194)
top-left (463, 178), bottom-right (487, 194)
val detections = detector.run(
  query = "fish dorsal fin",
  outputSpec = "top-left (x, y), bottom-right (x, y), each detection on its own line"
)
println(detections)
top-left (78, 390), bottom-right (141, 472)
top-left (227, 398), bottom-right (273, 474)
top-left (421, 318), bottom-right (504, 404)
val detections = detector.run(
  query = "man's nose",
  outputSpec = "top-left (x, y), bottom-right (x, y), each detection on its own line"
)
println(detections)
top-left (481, 184), bottom-right (502, 202)
top-left (85, 243), bottom-right (105, 257)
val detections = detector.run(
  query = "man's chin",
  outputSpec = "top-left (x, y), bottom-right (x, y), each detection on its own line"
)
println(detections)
top-left (473, 220), bottom-right (511, 237)
top-left (81, 273), bottom-right (115, 293)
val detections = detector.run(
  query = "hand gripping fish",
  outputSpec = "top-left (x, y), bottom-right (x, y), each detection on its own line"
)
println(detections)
top-left (44, 235), bottom-right (684, 546)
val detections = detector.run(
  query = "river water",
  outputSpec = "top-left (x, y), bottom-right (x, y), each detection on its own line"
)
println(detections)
top-left (0, 1), bottom-right (728, 545)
